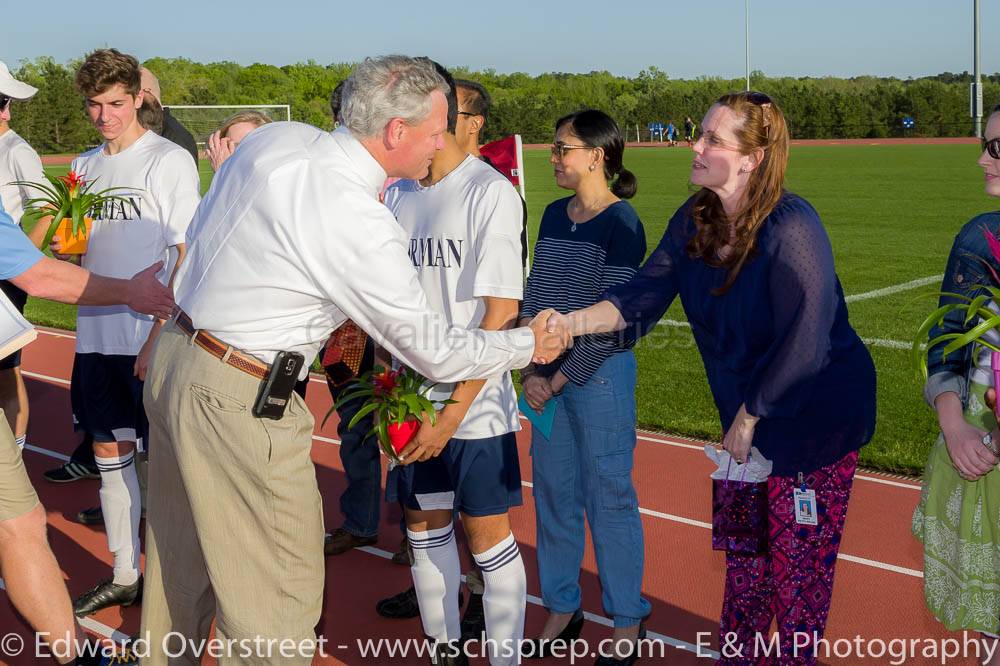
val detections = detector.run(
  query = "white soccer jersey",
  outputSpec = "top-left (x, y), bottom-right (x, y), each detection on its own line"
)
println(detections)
top-left (0, 129), bottom-right (46, 225)
top-left (384, 155), bottom-right (524, 439)
top-left (72, 130), bottom-right (200, 355)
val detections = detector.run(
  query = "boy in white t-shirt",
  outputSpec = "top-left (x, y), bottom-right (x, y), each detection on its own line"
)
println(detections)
top-left (56, 49), bottom-right (200, 618)
top-left (383, 64), bottom-right (526, 666)
top-left (0, 61), bottom-right (46, 455)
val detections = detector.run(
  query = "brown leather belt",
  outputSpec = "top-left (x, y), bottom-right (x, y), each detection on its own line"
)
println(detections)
top-left (173, 310), bottom-right (270, 381)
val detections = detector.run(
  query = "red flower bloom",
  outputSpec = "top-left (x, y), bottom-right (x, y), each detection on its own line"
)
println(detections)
top-left (59, 171), bottom-right (86, 198)
top-left (372, 368), bottom-right (398, 395)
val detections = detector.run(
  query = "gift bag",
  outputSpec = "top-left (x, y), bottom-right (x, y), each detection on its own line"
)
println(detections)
top-left (711, 459), bottom-right (769, 555)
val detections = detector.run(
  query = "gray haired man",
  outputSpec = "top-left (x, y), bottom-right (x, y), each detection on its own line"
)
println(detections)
top-left (139, 55), bottom-right (568, 664)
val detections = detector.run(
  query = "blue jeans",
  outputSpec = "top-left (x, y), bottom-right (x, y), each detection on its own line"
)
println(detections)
top-left (531, 352), bottom-right (650, 628)
top-left (327, 344), bottom-right (381, 539)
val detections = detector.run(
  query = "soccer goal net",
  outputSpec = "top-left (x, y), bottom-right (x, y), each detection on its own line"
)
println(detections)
top-left (163, 104), bottom-right (291, 146)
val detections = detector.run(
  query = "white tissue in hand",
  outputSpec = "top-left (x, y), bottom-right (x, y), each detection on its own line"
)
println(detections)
top-left (705, 446), bottom-right (772, 482)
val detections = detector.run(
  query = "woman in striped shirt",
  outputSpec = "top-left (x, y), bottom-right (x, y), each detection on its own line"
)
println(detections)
top-left (519, 109), bottom-right (650, 665)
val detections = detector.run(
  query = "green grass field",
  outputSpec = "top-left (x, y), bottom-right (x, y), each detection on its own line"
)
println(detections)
top-left (27, 143), bottom-right (993, 474)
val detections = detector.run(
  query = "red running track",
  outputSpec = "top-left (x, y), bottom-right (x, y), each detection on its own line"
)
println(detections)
top-left (0, 328), bottom-right (975, 665)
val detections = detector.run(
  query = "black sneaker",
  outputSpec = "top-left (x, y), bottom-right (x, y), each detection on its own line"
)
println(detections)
top-left (376, 586), bottom-right (463, 620)
top-left (74, 639), bottom-right (139, 665)
top-left (459, 592), bottom-right (485, 645)
top-left (429, 640), bottom-right (468, 666)
top-left (73, 576), bottom-right (143, 617)
top-left (44, 461), bottom-right (99, 483)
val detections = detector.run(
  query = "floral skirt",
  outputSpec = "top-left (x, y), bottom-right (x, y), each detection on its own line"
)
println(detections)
top-left (912, 380), bottom-right (1000, 634)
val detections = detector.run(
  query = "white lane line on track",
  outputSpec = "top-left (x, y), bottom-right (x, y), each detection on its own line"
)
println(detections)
top-left (843, 275), bottom-right (943, 303)
top-left (23, 439), bottom-right (921, 579)
top-left (0, 577), bottom-right (131, 644)
top-left (356, 546), bottom-right (719, 659)
top-left (22, 366), bottom-right (922, 495)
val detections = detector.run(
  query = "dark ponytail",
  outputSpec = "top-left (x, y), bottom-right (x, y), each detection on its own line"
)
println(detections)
top-left (611, 168), bottom-right (637, 199)
top-left (556, 108), bottom-right (638, 199)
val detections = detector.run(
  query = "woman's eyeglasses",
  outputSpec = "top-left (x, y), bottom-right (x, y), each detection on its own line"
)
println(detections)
top-left (0, 95), bottom-right (11, 112)
top-left (550, 142), bottom-right (592, 160)
top-left (983, 136), bottom-right (1000, 160)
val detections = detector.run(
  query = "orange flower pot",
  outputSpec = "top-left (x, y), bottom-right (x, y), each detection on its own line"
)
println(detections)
top-left (53, 217), bottom-right (92, 255)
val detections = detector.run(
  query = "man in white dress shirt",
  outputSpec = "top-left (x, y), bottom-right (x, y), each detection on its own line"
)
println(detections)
top-left (139, 55), bottom-right (566, 664)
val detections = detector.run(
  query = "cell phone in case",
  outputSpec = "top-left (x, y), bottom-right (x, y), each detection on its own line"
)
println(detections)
top-left (252, 351), bottom-right (305, 420)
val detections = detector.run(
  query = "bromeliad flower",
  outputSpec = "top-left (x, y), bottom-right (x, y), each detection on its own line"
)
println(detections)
top-left (324, 365), bottom-right (454, 464)
top-left (9, 171), bottom-right (137, 249)
top-left (58, 171), bottom-right (85, 199)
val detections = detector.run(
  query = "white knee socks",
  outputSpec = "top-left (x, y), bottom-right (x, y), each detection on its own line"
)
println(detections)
top-left (473, 532), bottom-right (526, 666)
top-left (96, 451), bottom-right (141, 586)
top-left (408, 524), bottom-right (462, 643)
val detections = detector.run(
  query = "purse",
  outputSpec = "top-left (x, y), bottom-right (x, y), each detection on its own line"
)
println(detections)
top-left (711, 457), bottom-right (769, 555)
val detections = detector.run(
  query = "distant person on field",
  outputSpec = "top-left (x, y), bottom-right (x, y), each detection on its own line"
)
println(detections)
top-left (205, 110), bottom-right (272, 172)
top-left (0, 61), bottom-right (46, 456)
top-left (913, 102), bottom-right (1000, 665)
top-left (542, 92), bottom-right (876, 665)
top-left (666, 121), bottom-right (677, 146)
top-left (683, 115), bottom-right (695, 146)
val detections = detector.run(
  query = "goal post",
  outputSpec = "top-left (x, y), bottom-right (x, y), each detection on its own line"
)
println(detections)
top-left (163, 104), bottom-right (291, 146)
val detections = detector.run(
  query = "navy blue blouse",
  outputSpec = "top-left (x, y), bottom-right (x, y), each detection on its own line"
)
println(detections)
top-left (606, 192), bottom-right (876, 475)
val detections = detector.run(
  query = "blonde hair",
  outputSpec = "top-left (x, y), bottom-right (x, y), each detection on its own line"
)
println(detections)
top-left (218, 110), bottom-right (273, 139)
top-left (686, 91), bottom-right (790, 294)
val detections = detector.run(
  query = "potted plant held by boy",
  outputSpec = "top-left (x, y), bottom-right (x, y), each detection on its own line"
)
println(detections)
top-left (328, 365), bottom-right (453, 465)
top-left (11, 170), bottom-right (135, 254)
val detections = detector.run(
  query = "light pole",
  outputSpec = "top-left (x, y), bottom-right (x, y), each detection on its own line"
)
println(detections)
top-left (973, 0), bottom-right (983, 137)
top-left (745, 0), bottom-right (751, 91)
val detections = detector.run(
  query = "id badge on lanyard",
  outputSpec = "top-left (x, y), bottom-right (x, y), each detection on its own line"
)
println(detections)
top-left (793, 472), bottom-right (817, 526)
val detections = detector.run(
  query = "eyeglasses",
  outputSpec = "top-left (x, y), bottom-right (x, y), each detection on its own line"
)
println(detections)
top-left (0, 95), bottom-right (11, 112)
top-left (456, 111), bottom-right (480, 117)
top-left (983, 136), bottom-right (1000, 160)
top-left (550, 142), bottom-right (593, 160)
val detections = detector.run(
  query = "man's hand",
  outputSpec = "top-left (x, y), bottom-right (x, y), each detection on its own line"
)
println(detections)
top-left (206, 130), bottom-right (235, 172)
top-left (49, 236), bottom-right (74, 262)
top-left (522, 374), bottom-right (553, 412)
top-left (398, 411), bottom-right (460, 464)
top-left (529, 309), bottom-right (572, 364)
top-left (127, 262), bottom-right (174, 320)
top-left (134, 325), bottom-right (162, 381)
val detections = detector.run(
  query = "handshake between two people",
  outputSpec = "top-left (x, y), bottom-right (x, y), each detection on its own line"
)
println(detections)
top-left (528, 308), bottom-right (573, 365)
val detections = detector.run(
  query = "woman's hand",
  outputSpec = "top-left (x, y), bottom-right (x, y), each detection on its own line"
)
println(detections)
top-left (206, 130), bottom-right (235, 172)
top-left (942, 420), bottom-right (999, 481)
top-left (523, 374), bottom-right (553, 412)
top-left (722, 404), bottom-right (758, 464)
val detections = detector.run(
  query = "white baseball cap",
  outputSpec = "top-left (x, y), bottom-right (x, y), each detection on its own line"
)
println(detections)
top-left (0, 61), bottom-right (38, 100)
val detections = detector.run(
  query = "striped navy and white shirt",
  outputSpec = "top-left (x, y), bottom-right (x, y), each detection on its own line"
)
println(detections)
top-left (521, 197), bottom-right (647, 385)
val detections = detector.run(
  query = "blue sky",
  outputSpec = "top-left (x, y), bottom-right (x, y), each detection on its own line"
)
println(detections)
top-left (6, 0), bottom-right (998, 79)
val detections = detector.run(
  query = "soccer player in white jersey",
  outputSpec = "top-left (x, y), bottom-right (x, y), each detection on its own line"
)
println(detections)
top-left (383, 63), bottom-right (526, 666)
top-left (0, 62), bottom-right (46, 456)
top-left (56, 49), bottom-right (200, 617)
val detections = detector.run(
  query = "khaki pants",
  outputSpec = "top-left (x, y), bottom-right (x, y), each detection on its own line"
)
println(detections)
top-left (140, 321), bottom-right (324, 665)
top-left (0, 408), bottom-right (38, 522)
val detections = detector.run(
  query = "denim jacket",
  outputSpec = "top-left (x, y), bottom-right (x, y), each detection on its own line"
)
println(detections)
top-left (925, 210), bottom-right (1000, 406)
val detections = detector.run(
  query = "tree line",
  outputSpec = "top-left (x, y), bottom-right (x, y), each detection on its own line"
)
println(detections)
top-left (8, 56), bottom-right (1000, 153)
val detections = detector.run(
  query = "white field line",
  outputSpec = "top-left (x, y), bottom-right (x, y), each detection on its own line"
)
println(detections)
top-left (844, 275), bottom-right (943, 303)
top-left (656, 319), bottom-right (919, 352)
top-left (22, 436), bottom-right (921, 579)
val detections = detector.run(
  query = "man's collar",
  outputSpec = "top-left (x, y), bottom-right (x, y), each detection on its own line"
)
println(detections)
top-left (331, 126), bottom-right (387, 197)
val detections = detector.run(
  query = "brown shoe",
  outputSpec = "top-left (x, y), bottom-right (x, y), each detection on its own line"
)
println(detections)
top-left (391, 535), bottom-right (412, 566)
top-left (324, 528), bottom-right (377, 556)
